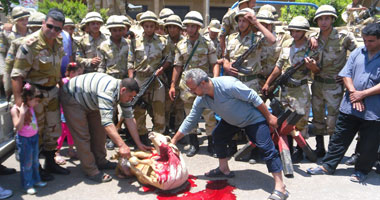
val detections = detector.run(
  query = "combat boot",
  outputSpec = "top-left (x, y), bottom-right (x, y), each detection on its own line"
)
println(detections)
top-left (314, 135), bottom-right (326, 158)
top-left (186, 134), bottom-right (199, 157)
top-left (291, 146), bottom-right (304, 163)
top-left (39, 165), bottom-right (54, 181)
top-left (43, 151), bottom-right (70, 175)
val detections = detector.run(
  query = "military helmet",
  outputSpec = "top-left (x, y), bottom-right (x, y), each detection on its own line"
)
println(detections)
top-left (183, 11), bottom-right (203, 27)
top-left (139, 11), bottom-right (158, 24)
top-left (106, 15), bottom-right (126, 29)
top-left (256, 10), bottom-right (275, 25)
top-left (313, 5), bottom-right (337, 22)
top-left (120, 15), bottom-right (131, 27)
top-left (136, 12), bottom-right (144, 22)
top-left (164, 14), bottom-right (183, 29)
top-left (27, 12), bottom-right (45, 28)
top-left (238, 0), bottom-right (250, 6)
top-left (80, 18), bottom-right (87, 28)
top-left (285, 16), bottom-right (310, 32)
top-left (12, 6), bottom-right (30, 21)
top-left (235, 8), bottom-right (255, 22)
top-left (25, 8), bottom-right (37, 15)
top-left (208, 19), bottom-right (221, 33)
top-left (158, 19), bottom-right (165, 26)
top-left (64, 18), bottom-right (75, 27)
top-left (159, 8), bottom-right (174, 22)
top-left (85, 11), bottom-right (103, 24)
top-left (259, 4), bottom-right (278, 19)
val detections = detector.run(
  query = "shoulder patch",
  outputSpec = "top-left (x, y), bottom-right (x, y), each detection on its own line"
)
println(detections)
top-left (20, 45), bottom-right (28, 55)
top-left (26, 36), bottom-right (38, 46)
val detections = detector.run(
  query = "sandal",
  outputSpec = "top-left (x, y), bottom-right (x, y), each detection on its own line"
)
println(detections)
top-left (204, 167), bottom-right (235, 178)
top-left (54, 154), bottom-right (66, 165)
top-left (350, 170), bottom-right (367, 183)
top-left (268, 189), bottom-right (289, 200)
top-left (306, 166), bottom-right (328, 175)
top-left (98, 161), bottom-right (117, 170)
top-left (87, 172), bottom-right (112, 183)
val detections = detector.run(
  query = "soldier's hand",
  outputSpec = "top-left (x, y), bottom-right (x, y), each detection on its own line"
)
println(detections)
top-left (155, 67), bottom-right (164, 76)
top-left (169, 87), bottom-right (177, 101)
top-left (304, 57), bottom-right (317, 69)
top-left (262, 84), bottom-right (269, 96)
top-left (91, 57), bottom-right (101, 66)
top-left (309, 37), bottom-right (318, 50)
top-left (224, 61), bottom-right (238, 76)
top-left (119, 144), bottom-right (132, 159)
top-left (244, 12), bottom-right (258, 26)
top-left (352, 101), bottom-right (365, 112)
top-left (335, 76), bottom-right (343, 84)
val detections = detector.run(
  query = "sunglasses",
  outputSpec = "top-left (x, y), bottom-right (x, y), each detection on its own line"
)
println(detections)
top-left (46, 24), bottom-right (62, 32)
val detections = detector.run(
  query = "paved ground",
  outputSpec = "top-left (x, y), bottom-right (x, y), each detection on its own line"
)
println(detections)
top-left (1, 123), bottom-right (380, 200)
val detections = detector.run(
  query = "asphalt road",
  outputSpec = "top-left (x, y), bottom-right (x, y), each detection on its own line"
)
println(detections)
top-left (1, 123), bottom-right (380, 200)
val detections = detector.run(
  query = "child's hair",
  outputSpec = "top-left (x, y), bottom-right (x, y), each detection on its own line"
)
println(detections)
top-left (21, 83), bottom-right (40, 125)
top-left (65, 62), bottom-right (80, 77)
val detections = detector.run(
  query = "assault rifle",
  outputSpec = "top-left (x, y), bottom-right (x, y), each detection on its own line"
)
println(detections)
top-left (231, 38), bottom-right (263, 75)
top-left (362, 0), bottom-right (380, 20)
top-left (263, 50), bottom-right (320, 100)
top-left (130, 56), bottom-right (168, 107)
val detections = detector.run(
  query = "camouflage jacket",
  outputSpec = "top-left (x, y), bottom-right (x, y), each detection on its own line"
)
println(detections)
top-left (220, 7), bottom-right (239, 37)
top-left (204, 31), bottom-right (222, 59)
top-left (11, 30), bottom-right (64, 87)
top-left (5, 37), bottom-right (25, 74)
top-left (76, 32), bottom-right (108, 73)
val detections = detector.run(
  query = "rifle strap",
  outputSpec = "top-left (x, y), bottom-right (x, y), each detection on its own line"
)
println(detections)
top-left (183, 40), bottom-right (200, 71)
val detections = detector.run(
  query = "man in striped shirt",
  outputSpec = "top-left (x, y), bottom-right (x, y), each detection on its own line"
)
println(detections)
top-left (60, 72), bottom-right (150, 182)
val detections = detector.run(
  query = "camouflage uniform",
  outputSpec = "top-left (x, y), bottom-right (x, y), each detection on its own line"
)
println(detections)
top-left (76, 33), bottom-right (108, 73)
top-left (11, 30), bottom-right (64, 151)
top-left (220, 7), bottom-right (239, 38)
top-left (225, 31), bottom-right (265, 93)
top-left (204, 32), bottom-right (222, 59)
top-left (276, 38), bottom-right (315, 137)
top-left (97, 36), bottom-right (129, 78)
top-left (175, 35), bottom-right (217, 136)
top-left (128, 33), bottom-right (171, 135)
top-left (310, 28), bottom-right (356, 135)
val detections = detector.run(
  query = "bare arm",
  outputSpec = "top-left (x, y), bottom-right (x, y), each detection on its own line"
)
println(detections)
top-left (256, 103), bottom-right (278, 128)
top-left (171, 131), bottom-right (185, 145)
top-left (168, 65), bottom-right (182, 100)
top-left (212, 63), bottom-right (220, 77)
top-left (11, 76), bottom-right (23, 106)
top-left (104, 124), bottom-right (131, 158)
top-left (262, 66), bottom-right (281, 95)
top-left (245, 12), bottom-right (276, 44)
top-left (10, 104), bottom-right (27, 131)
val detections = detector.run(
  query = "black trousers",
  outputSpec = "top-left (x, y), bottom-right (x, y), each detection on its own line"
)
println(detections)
top-left (322, 112), bottom-right (380, 174)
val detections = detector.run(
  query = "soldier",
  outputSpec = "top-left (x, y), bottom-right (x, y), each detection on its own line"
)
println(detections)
top-left (128, 11), bottom-right (172, 144)
top-left (163, 15), bottom-right (185, 135)
top-left (204, 19), bottom-right (222, 60)
top-left (98, 15), bottom-right (129, 78)
top-left (263, 16), bottom-right (320, 163)
top-left (3, 12), bottom-right (45, 99)
top-left (219, 0), bottom-right (256, 55)
top-left (156, 19), bottom-right (166, 36)
top-left (63, 18), bottom-right (75, 38)
top-left (11, 8), bottom-right (70, 181)
top-left (310, 5), bottom-right (357, 158)
top-left (169, 11), bottom-right (219, 157)
top-left (159, 8), bottom-right (174, 22)
top-left (0, 6), bottom-right (30, 98)
top-left (344, 0), bottom-right (367, 25)
top-left (76, 12), bottom-right (108, 73)
top-left (259, 4), bottom-right (279, 20)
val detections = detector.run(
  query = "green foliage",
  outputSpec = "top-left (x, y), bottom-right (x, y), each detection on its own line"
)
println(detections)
top-left (38, 0), bottom-right (109, 24)
top-left (279, 0), bottom-right (351, 27)
top-left (0, 0), bottom-right (19, 15)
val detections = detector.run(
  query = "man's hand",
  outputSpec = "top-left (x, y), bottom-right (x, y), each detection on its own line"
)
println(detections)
top-left (223, 60), bottom-right (238, 76)
top-left (304, 57), bottom-right (317, 69)
top-left (169, 86), bottom-right (177, 101)
top-left (119, 144), bottom-right (131, 158)
top-left (245, 12), bottom-right (258, 26)
top-left (309, 37), bottom-right (318, 50)
top-left (352, 101), bottom-right (365, 112)
top-left (91, 57), bottom-right (101, 66)
top-left (350, 90), bottom-right (367, 103)
top-left (18, 103), bottom-right (28, 115)
top-left (155, 67), bottom-right (164, 76)
top-left (267, 114), bottom-right (278, 129)
top-left (137, 144), bottom-right (153, 152)
top-left (262, 83), bottom-right (269, 96)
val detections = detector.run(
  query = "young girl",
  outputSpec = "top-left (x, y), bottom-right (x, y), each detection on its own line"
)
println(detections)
top-left (11, 83), bottom-right (46, 195)
top-left (55, 62), bottom-right (83, 165)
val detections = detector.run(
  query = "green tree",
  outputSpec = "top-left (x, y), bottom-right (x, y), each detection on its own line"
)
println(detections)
top-left (279, 0), bottom-right (351, 27)
top-left (38, 0), bottom-right (108, 24)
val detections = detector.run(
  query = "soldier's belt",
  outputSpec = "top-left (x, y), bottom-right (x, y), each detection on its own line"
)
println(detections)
top-left (34, 84), bottom-right (56, 91)
top-left (314, 76), bottom-right (336, 84)
top-left (285, 79), bottom-right (308, 88)
top-left (238, 74), bottom-right (265, 82)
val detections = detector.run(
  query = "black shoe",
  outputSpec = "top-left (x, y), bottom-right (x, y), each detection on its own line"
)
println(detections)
top-left (43, 151), bottom-right (70, 175)
top-left (0, 165), bottom-right (16, 175)
top-left (186, 145), bottom-right (199, 157)
top-left (106, 140), bottom-right (115, 150)
top-left (39, 165), bottom-right (54, 181)
top-left (345, 153), bottom-right (359, 166)
top-left (314, 135), bottom-right (326, 158)
top-left (291, 148), bottom-right (304, 163)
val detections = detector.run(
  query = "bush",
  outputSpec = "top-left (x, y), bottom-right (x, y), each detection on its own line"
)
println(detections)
top-left (279, 0), bottom-right (351, 27)
top-left (0, 0), bottom-right (20, 15)
top-left (38, 0), bottom-right (109, 24)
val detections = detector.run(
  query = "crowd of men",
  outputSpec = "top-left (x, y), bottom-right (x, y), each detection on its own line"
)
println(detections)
top-left (0, 0), bottom-right (379, 199)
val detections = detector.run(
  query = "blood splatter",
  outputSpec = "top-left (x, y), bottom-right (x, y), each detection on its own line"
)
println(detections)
top-left (144, 175), bottom-right (236, 200)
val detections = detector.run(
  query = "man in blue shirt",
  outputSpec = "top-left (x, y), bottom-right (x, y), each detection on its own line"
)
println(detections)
top-left (171, 68), bottom-right (288, 200)
top-left (307, 23), bottom-right (380, 183)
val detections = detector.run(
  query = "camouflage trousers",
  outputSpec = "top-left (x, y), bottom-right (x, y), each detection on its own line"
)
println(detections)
top-left (35, 86), bottom-right (61, 151)
top-left (134, 78), bottom-right (166, 135)
top-left (165, 86), bottom-right (184, 131)
top-left (281, 84), bottom-right (311, 138)
top-left (311, 81), bottom-right (344, 135)
top-left (179, 79), bottom-right (216, 136)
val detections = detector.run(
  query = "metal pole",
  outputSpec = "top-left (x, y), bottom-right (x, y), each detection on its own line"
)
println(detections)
top-left (154, 0), bottom-right (159, 15)
top-left (204, 0), bottom-right (210, 27)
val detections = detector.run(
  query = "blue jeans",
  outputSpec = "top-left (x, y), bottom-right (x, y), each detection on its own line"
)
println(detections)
top-left (16, 134), bottom-right (41, 189)
top-left (212, 119), bottom-right (283, 173)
